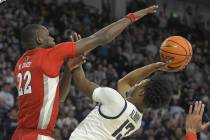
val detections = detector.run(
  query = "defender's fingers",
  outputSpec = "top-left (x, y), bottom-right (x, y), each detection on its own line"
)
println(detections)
top-left (78, 34), bottom-right (82, 40)
top-left (193, 101), bottom-right (199, 115)
top-left (199, 104), bottom-right (205, 116)
top-left (189, 105), bottom-right (193, 114)
top-left (70, 35), bottom-right (74, 42)
top-left (197, 101), bottom-right (202, 115)
top-left (74, 33), bottom-right (79, 41)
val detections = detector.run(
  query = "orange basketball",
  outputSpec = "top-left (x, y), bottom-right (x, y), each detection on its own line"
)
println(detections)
top-left (160, 36), bottom-right (193, 71)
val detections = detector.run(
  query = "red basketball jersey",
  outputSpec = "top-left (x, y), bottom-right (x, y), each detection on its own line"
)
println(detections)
top-left (14, 42), bottom-right (77, 135)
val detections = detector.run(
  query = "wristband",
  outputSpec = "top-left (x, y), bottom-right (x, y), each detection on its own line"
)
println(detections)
top-left (126, 13), bottom-right (136, 23)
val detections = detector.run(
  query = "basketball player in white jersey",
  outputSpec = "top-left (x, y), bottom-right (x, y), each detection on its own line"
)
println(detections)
top-left (67, 60), bottom-right (172, 140)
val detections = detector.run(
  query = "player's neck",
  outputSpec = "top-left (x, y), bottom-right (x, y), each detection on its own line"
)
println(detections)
top-left (23, 44), bottom-right (37, 51)
top-left (127, 97), bottom-right (144, 112)
top-left (38, 44), bottom-right (47, 48)
top-left (39, 44), bottom-right (53, 48)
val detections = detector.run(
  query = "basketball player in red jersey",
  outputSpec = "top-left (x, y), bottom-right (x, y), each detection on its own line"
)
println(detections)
top-left (11, 5), bottom-right (158, 140)
top-left (185, 101), bottom-right (210, 140)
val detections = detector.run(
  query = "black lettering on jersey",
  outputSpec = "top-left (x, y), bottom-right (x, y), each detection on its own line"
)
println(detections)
top-left (112, 120), bottom-right (129, 138)
top-left (112, 119), bottom-right (135, 140)
top-left (124, 123), bottom-right (135, 135)
top-left (24, 56), bottom-right (30, 62)
top-left (129, 109), bottom-right (140, 123)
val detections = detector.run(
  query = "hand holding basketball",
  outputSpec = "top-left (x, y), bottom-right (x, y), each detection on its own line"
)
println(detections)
top-left (156, 60), bottom-right (179, 72)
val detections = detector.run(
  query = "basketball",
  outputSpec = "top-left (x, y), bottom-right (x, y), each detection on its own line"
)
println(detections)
top-left (160, 36), bottom-right (193, 71)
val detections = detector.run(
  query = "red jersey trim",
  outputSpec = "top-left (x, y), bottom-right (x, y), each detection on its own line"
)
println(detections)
top-left (186, 132), bottom-right (197, 140)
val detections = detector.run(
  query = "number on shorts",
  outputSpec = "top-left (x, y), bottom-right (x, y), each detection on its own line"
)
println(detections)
top-left (17, 71), bottom-right (32, 96)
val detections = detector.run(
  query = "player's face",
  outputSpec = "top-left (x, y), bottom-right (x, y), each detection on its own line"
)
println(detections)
top-left (132, 79), bottom-right (150, 100)
top-left (38, 27), bottom-right (55, 47)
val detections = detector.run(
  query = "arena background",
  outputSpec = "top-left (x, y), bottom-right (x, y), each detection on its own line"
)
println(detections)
top-left (0, 0), bottom-right (210, 139)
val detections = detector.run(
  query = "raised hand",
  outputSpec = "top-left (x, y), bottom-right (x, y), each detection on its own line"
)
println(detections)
top-left (153, 61), bottom-right (173, 72)
top-left (157, 60), bottom-right (182, 72)
top-left (67, 32), bottom-right (86, 71)
top-left (186, 101), bottom-right (210, 133)
top-left (143, 5), bottom-right (158, 14)
top-left (69, 32), bottom-right (82, 42)
top-left (133, 5), bottom-right (158, 21)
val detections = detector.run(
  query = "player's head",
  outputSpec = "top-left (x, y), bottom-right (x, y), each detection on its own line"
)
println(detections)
top-left (129, 75), bottom-right (172, 110)
top-left (21, 24), bottom-right (55, 50)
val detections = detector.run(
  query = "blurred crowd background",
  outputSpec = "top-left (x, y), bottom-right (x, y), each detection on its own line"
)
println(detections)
top-left (0, 0), bottom-right (210, 140)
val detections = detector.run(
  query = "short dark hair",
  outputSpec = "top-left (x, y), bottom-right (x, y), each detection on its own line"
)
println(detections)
top-left (143, 75), bottom-right (172, 109)
top-left (21, 24), bottom-right (44, 49)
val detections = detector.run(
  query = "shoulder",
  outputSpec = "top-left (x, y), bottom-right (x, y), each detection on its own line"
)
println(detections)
top-left (55, 42), bottom-right (76, 48)
top-left (93, 87), bottom-right (119, 95)
top-left (93, 87), bottom-right (122, 100)
top-left (93, 87), bottom-right (124, 105)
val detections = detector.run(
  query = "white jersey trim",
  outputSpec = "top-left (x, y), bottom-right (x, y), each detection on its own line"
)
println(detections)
top-left (37, 134), bottom-right (55, 140)
top-left (37, 75), bottom-right (59, 129)
top-left (98, 99), bottom-right (127, 119)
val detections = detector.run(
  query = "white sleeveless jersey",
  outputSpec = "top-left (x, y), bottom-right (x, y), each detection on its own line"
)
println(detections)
top-left (70, 87), bottom-right (143, 140)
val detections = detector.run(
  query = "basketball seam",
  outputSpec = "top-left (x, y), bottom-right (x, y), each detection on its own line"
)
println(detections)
top-left (184, 38), bottom-right (193, 55)
top-left (170, 57), bottom-right (187, 65)
top-left (179, 56), bottom-right (190, 68)
top-left (160, 49), bottom-right (192, 56)
top-left (183, 39), bottom-right (191, 63)
top-left (160, 50), bottom-right (189, 67)
top-left (168, 59), bottom-right (187, 69)
top-left (167, 39), bottom-right (192, 65)
top-left (183, 39), bottom-right (192, 66)
top-left (160, 50), bottom-right (187, 64)
top-left (169, 55), bottom-right (191, 69)
top-left (167, 39), bottom-right (188, 55)
top-left (168, 65), bottom-right (182, 69)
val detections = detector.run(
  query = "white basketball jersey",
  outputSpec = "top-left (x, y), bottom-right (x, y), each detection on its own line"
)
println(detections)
top-left (70, 87), bottom-right (143, 140)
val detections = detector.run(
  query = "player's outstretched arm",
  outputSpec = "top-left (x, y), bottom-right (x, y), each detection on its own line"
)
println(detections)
top-left (72, 66), bottom-right (98, 98)
top-left (41, 6), bottom-right (158, 77)
top-left (76, 5), bottom-right (158, 54)
top-left (118, 62), bottom-right (167, 97)
top-left (185, 101), bottom-right (210, 140)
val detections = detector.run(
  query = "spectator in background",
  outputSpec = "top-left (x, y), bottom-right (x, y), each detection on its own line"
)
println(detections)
top-left (0, 83), bottom-right (14, 110)
top-left (3, 107), bottom-right (18, 140)
top-left (61, 125), bottom-right (70, 140)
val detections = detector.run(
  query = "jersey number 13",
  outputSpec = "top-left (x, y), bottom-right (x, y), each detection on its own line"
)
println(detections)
top-left (112, 119), bottom-right (135, 140)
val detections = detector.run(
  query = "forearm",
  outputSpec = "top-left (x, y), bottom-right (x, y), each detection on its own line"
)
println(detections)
top-left (93, 18), bottom-right (131, 44)
top-left (73, 66), bottom-right (98, 98)
top-left (75, 5), bottom-right (158, 54)
top-left (91, 8), bottom-right (150, 46)
top-left (119, 63), bottom-right (160, 86)
top-left (76, 18), bottom-right (131, 54)
top-left (60, 65), bottom-right (72, 102)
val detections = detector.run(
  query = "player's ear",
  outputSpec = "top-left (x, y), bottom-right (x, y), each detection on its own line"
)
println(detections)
top-left (36, 36), bottom-right (44, 45)
top-left (138, 89), bottom-right (145, 97)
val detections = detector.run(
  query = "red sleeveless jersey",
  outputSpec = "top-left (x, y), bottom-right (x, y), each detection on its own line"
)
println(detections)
top-left (14, 42), bottom-right (77, 135)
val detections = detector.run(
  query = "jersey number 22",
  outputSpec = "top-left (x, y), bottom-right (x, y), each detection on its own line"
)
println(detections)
top-left (17, 71), bottom-right (32, 96)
